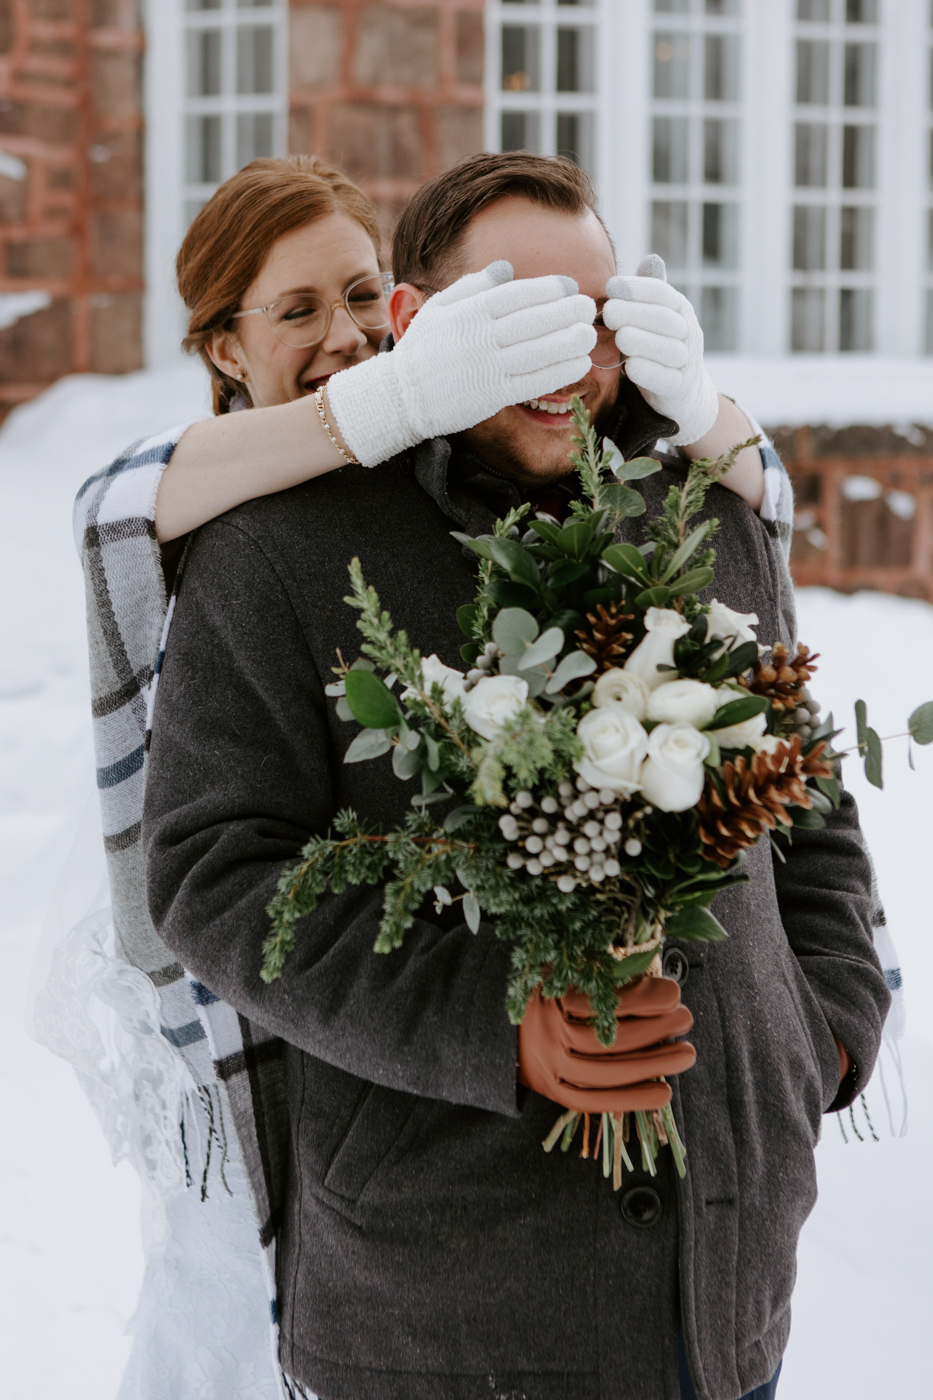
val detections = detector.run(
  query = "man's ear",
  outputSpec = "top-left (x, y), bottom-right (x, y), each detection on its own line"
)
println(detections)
top-left (389, 284), bottom-right (426, 342)
top-left (205, 329), bottom-right (243, 381)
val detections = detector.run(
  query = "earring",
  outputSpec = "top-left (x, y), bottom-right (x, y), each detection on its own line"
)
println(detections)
top-left (237, 371), bottom-right (246, 381)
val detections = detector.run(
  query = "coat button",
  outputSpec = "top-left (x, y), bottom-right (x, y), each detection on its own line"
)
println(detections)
top-left (620, 1186), bottom-right (663, 1228)
top-left (662, 946), bottom-right (688, 987)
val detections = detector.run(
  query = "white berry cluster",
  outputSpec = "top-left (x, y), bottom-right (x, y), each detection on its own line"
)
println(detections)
top-left (498, 777), bottom-right (649, 892)
top-left (790, 686), bottom-right (822, 742)
top-left (464, 640), bottom-right (501, 692)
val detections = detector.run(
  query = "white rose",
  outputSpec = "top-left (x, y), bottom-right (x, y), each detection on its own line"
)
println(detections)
top-left (592, 668), bottom-right (649, 720)
top-left (710, 688), bottom-right (768, 750)
top-left (402, 653), bottom-right (467, 707)
top-left (705, 599), bottom-right (759, 654)
top-left (462, 674), bottom-right (528, 741)
top-left (639, 723), bottom-right (711, 812)
top-left (645, 678), bottom-right (718, 729)
top-left (623, 607), bottom-right (691, 691)
top-left (574, 706), bottom-right (649, 796)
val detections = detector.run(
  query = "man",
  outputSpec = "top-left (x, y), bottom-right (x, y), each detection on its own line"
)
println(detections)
top-left (143, 153), bottom-right (888, 1400)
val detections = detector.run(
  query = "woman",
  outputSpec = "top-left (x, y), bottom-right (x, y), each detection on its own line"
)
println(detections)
top-left (72, 154), bottom-right (598, 1400)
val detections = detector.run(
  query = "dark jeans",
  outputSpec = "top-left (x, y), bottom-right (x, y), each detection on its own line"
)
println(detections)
top-left (678, 1334), bottom-right (782, 1400)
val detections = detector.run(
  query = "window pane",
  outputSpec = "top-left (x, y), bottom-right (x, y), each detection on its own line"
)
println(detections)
top-left (846, 0), bottom-right (878, 21)
top-left (793, 205), bottom-right (826, 270)
top-left (240, 0), bottom-right (274, 6)
top-left (929, 129), bottom-right (933, 185)
top-left (925, 289), bottom-right (933, 355)
top-left (839, 287), bottom-right (873, 350)
top-left (654, 0), bottom-right (689, 12)
top-left (791, 287), bottom-right (826, 351)
top-left (797, 0), bottom-right (829, 18)
top-left (186, 114), bottom-right (223, 184)
top-left (844, 43), bottom-right (877, 105)
top-left (840, 206), bottom-right (874, 269)
top-left (237, 112), bottom-right (274, 168)
top-left (795, 122), bottom-right (828, 186)
top-left (928, 208), bottom-right (933, 270)
top-left (706, 0), bottom-right (740, 14)
top-left (700, 286), bottom-right (738, 351)
top-left (653, 116), bottom-right (689, 183)
top-left (654, 33), bottom-right (691, 100)
top-left (702, 202), bottom-right (739, 267)
top-left (557, 27), bottom-right (595, 93)
top-left (187, 0), bottom-right (221, 10)
top-left (842, 124), bottom-right (875, 187)
top-left (187, 29), bottom-right (222, 97)
top-left (501, 110), bottom-right (542, 152)
top-left (556, 112), bottom-right (595, 170)
top-left (651, 200), bottom-right (690, 267)
top-left (705, 34), bottom-right (740, 101)
top-left (237, 26), bottom-right (275, 95)
top-left (704, 118), bottom-right (739, 183)
top-left (502, 26), bottom-right (541, 91)
top-left (796, 41), bottom-right (829, 104)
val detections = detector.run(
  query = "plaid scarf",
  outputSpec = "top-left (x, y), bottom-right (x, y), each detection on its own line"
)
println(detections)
top-left (72, 416), bottom-right (900, 1396)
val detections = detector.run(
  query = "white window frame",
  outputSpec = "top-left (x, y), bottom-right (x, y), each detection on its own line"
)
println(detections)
top-left (142, 0), bottom-right (287, 368)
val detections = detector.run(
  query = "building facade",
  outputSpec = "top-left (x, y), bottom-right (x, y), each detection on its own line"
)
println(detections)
top-left (1, 0), bottom-right (931, 593)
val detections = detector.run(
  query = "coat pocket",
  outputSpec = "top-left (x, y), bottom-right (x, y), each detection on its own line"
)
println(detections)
top-left (322, 1081), bottom-right (425, 1203)
top-left (780, 951), bottom-right (841, 1115)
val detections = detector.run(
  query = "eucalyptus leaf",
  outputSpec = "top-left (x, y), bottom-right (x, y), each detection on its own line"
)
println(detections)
top-left (460, 642), bottom-right (480, 665)
top-left (444, 805), bottom-right (479, 832)
top-left (523, 666), bottom-right (550, 698)
top-left (792, 807), bottom-right (827, 829)
top-left (463, 893), bottom-right (482, 934)
top-left (864, 726), bottom-right (883, 789)
top-left (609, 946), bottom-right (662, 985)
top-left (335, 696), bottom-right (354, 722)
top-left (344, 728), bottom-right (392, 763)
top-left (519, 626), bottom-right (564, 670)
top-left (854, 698), bottom-right (869, 752)
top-left (345, 669), bottom-right (403, 729)
top-left (807, 787), bottom-right (834, 814)
top-left (393, 740), bottom-right (423, 779)
top-left (601, 439), bottom-right (627, 478)
top-left (597, 483), bottom-right (646, 518)
top-left (424, 732), bottom-right (441, 771)
top-left (612, 453), bottom-right (663, 482)
top-left (348, 657), bottom-right (376, 672)
top-left (908, 700), bottom-right (933, 745)
top-left (323, 680), bottom-right (346, 697)
top-left (486, 579), bottom-right (541, 611)
top-left (452, 532), bottom-right (493, 561)
top-left (703, 733), bottom-right (721, 767)
top-left (493, 607), bottom-right (539, 656)
top-left (545, 650), bottom-right (597, 694)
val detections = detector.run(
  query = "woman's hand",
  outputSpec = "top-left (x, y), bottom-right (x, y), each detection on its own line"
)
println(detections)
top-left (517, 976), bottom-right (696, 1114)
top-left (326, 261), bottom-right (597, 468)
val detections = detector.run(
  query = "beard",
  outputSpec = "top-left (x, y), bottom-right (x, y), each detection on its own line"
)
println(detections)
top-left (457, 370), bottom-right (623, 488)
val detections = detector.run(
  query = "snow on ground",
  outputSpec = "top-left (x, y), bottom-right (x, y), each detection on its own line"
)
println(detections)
top-left (0, 368), bottom-right (931, 1399)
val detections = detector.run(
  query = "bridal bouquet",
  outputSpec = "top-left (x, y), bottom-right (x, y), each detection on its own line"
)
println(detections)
top-left (262, 400), bottom-right (933, 1185)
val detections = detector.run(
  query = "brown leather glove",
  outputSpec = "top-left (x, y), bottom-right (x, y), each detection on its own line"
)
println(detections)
top-left (517, 976), bottom-right (696, 1113)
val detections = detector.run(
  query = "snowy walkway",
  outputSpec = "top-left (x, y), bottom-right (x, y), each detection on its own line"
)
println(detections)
top-left (1, 370), bottom-right (930, 1399)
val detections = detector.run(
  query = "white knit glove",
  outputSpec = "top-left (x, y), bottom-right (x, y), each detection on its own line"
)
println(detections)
top-left (326, 261), bottom-right (596, 467)
top-left (602, 255), bottom-right (720, 447)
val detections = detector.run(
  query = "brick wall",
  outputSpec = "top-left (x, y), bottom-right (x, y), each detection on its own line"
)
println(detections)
top-left (288, 0), bottom-right (485, 243)
top-left (771, 425), bottom-right (933, 602)
top-left (0, 0), bottom-right (144, 419)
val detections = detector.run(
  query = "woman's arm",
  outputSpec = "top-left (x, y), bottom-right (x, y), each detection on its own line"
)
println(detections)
top-left (156, 263), bottom-right (598, 543)
top-left (155, 392), bottom-right (345, 543)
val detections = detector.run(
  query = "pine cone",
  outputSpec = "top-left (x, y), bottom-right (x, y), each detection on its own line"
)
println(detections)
top-left (742, 643), bottom-right (819, 714)
top-left (696, 736), bottom-right (834, 868)
top-left (575, 602), bottom-right (635, 675)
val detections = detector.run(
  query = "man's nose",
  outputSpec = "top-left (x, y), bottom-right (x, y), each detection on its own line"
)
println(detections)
top-left (321, 303), bottom-right (367, 356)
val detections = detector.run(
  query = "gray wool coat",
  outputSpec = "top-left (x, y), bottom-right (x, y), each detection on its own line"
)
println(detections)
top-left (143, 384), bottom-right (889, 1400)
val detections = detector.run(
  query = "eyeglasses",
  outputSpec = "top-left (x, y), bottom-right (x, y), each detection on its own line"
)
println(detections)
top-left (232, 272), bottom-right (394, 349)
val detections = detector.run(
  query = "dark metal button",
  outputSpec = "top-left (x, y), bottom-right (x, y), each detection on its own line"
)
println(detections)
top-left (620, 1186), bottom-right (663, 1229)
top-left (663, 946), bottom-right (688, 987)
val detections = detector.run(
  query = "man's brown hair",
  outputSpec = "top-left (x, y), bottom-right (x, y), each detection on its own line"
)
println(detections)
top-left (177, 155), bottom-right (383, 415)
top-left (392, 152), bottom-right (602, 290)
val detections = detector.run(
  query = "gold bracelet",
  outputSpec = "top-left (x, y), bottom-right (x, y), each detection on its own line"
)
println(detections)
top-left (314, 386), bottom-right (359, 465)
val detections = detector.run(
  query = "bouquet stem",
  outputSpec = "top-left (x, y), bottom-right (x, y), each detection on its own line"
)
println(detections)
top-left (544, 1101), bottom-right (685, 1185)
